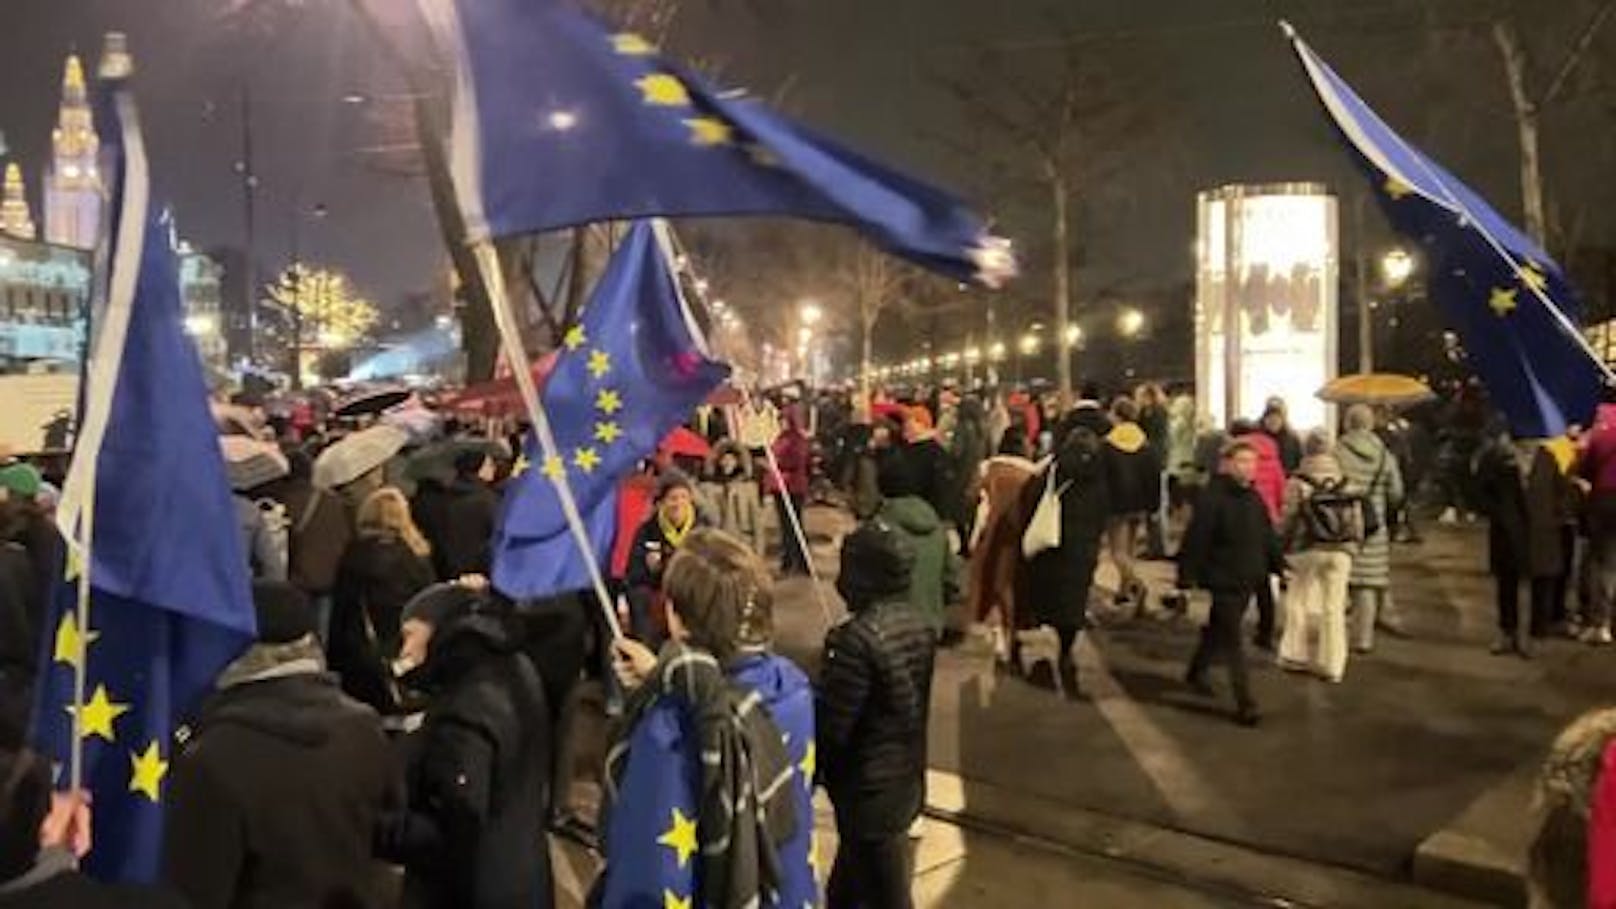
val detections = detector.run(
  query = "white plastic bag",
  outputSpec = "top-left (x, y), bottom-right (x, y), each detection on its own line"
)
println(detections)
top-left (1020, 468), bottom-right (1069, 559)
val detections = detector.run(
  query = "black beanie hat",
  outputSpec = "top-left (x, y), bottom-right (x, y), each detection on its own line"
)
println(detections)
top-left (251, 581), bottom-right (316, 644)
top-left (836, 519), bottom-right (915, 608)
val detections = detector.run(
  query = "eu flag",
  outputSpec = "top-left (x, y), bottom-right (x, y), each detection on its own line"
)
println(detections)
top-left (492, 222), bottom-right (730, 600)
top-left (1287, 25), bottom-right (1600, 438)
top-left (33, 76), bottom-right (255, 883)
top-left (418, 0), bottom-right (1013, 286)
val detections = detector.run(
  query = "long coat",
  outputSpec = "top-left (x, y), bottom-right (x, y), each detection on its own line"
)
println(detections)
top-left (964, 456), bottom-right (1039, 626)
top-left (330, 534), bottom-right (436, 715)
top-left (1337, 430), bottom-right (1405, 589)
top-left (1474, 442), bottom-right (1575, 579)
top-left (700, 442), bottom-right (767, 554)
top-left (1021, 434), bottom-right (1110, 631)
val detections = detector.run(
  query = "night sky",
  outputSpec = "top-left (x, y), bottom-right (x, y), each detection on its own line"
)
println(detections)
top-left (5, 0), bottom-right (1614, 335)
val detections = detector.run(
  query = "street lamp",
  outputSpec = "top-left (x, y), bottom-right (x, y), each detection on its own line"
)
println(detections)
top-left (1018, 333), bottom-right (1040, 356)
top-left (988, 341), bottom-right (1007, 362)
top-left (1118, 307), bottom-right (1145, 338)
top-left (1381, 248), bottom-right (1415, 289)
top-left (1063, 324), bottom-right (1083, 347)
top-left (800, 301), bottom-right (823, 326)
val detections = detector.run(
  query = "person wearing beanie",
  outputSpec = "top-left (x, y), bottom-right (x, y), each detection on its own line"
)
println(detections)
top-left (820, 520), bottom-right (937, 908)
top-left (625, 469), bottom-right (711, 643)
top-left (875, 457), bottom-right (960, 637)
top-left (0, 463), bottom-right (42, 503)
top-left (378, 582), bottom-right (554, 909)
top-left (161, 581), bottom-right (399, 909)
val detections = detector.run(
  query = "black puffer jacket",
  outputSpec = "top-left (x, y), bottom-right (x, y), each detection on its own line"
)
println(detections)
top-left (1177, 473), bottom-right (1282, 593)
top-left (379, 609), bottom-right (552, 909)
top-left (816, 598), bottom-right (937, 838)
top-left (162, 671), bottom-right (399, 909)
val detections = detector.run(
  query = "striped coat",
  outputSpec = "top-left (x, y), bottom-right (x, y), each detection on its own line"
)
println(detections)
top-left (1336, 430), bottom-right (1405, 589)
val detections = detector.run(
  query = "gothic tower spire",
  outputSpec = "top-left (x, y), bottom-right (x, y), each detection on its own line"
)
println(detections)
top-left (2, 162), bottom-right (37, 240)
top-left (44, 52), bottom-right (102, 249)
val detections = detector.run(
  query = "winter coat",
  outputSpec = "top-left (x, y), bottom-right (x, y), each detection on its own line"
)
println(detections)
top-left (1237, 432), bottom-right (1287, 525)
top-left (763, 429), bottom-right (811, 497)
top-left (1280, 453), bottom-right (1354, 554)
top-left (0, 856), bottom-right (186, 909)
top-left (411, 479), bottom-right (454, 575)
top-left (965, 456), bottom-right (1039, 626)
top-left (234, 494), bottom-right (288, 583)
top-left (379, 612), bottom-right (552, 909)
top-left (948, 400), bottom-right (991, 521)
top-left (285, 484), bottom-right (353, 596)
top-left (1337, 430), bottom-right (1405, 589)
top-left (817, 596), bottom-right (937, 838)
top-left (330, 534), bottom-right (436, 715)
top-left (1592, 740), bottom-right (1616, 908)
top-left (901, 439), bottom-right (957, 524)
top-left (163, 669), bottom-right (399, 909)
top-left (1474, 442), bottom-right (1576, 580)
top-left (876, 496), bottom-right (958, 633)
top-left (437, 478), bottom-right (498, 578)
top-left (1166, 396), bottom-right (1199, 482)
top-left (1581, 423), bottom-right (1616, 496)
top-left (1265, 424), bottom-right (1304, 475)
top-left (1022, 435), bottom-right (1110, 631)
top-left (701, 443), bottom-right (767, 554)
top-left (1177, 473), bottom-right (1282, 594)
top-left (1528, 708), bottom-right (1616, 909)
top-left (1104, 421), bottom-right (1163, 516)
top-left (1140, 403), bottom-right (1170, 465)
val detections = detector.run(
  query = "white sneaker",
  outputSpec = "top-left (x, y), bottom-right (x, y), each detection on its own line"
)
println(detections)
top-left (1582, 627), bottom-right (1613, 646)
top-left (1438, 507), bottom-right (1458, 525)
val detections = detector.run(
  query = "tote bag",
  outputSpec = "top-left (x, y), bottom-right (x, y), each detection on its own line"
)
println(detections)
top-left (1021, 467), bottom-right (1070, 559)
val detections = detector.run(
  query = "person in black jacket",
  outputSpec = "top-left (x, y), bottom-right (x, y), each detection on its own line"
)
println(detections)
top-left (625, 471), bottom-right (710, 643)
top-left (821, 520), bottom-right (936, 909)
top-left (379, 583), bottom-right (552, 909)
top-left (1177, 440), bottom-right (1282, 727)
top-left (438, 449), bottom-right (499, 578)
top-left (1103, 398), bottom-right (1163, 614)
top-left (163, 581), bottom-right (400, 909)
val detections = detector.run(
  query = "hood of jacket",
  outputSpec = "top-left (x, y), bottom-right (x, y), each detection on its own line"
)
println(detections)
top-left (1106, 421), bottom-right (1148, 454)
top-left (409, 609), bottom-right (522, 693)
top-left (879, 495), bottom-right (941, 535)
top-left (194, 671), bottom-right (353, 749)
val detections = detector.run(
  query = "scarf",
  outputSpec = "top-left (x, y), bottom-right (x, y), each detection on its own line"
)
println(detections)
top-left (659, 507), bottom-right (696, 549)
top-left (604, 643), bottom-right (797, 909)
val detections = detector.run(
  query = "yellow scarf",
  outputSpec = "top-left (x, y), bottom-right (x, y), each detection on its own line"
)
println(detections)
top-left (659, 507), bottom-right (696, 548)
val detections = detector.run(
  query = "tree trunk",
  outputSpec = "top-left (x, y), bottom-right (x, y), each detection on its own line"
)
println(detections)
top-left (859, 301), bottom-right (875, 409)
top-left (1050, 167), bottom-right (1073, 400)
top-left (1493, 20), bottom-right (1549, 248)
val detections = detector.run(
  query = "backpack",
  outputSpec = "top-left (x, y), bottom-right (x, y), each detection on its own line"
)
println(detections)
top-left (1294, 476), bottom-right (1368, 548)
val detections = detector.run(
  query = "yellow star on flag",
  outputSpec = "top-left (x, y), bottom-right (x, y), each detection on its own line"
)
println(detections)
top-left (53, 612), bottom-right (99, 669)
top-left (542, 455), bottom-right (566, 481)
top-left (684, 117), bottom-right (734, 147)
top-left (587, 349), bottom-right (613, 379)
top-left (573, 447), bottom-right (602, 474)
top-left (1489, 286), bottom-right (1519, 317)
top-left (1520, 262), bottom-right (1548, 294)
top-left (128, 740), bottom-right (168, 803)
top-left (595, 421), bottom-right (623, 444)
top-left (658, 807), bottom-right (699, 868)
top-left (636, 74), bottom-right (691, 107)
top-left (799, 741), bottom-right (816, 780)
top-left (1384, 176), bottom-right (1414, 200)
top-left (596, 388), bottom-right (623, 416)
top-left (612, 33), bottom-right (657, 56)
top-left (563, 325), bottom-right (588, 351)
top-left (511, 455), bottom-right (531, 478)
top-left (663, 891), bottom-right (693, 909)
top-left (67, 685), bottom-right (129, 743)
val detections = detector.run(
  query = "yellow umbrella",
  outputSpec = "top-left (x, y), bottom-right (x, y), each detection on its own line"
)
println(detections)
top-left (1316, 373), bottom-right (1435, 408)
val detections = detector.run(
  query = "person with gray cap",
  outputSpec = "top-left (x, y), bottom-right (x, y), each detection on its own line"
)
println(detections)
top-left (819, 520), bottom-right (938, 909)
top-left (162, 581), bottom-right (399, 909)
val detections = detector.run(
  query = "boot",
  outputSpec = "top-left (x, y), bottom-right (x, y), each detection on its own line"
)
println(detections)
top-left (1057, 658), bottom-right (1083, 702)
top-left (1515, 621), bottom-right (1535, 660)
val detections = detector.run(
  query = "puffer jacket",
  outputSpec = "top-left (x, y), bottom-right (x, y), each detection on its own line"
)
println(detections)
top-left (816, 597), bottom-right (937, 838)
top-left (875, 496), bottom-right (959, 633)
top-left (1104, 421), bottom-right (1163, 516)
top-left (1177, 473), bottom-right (1282, 593)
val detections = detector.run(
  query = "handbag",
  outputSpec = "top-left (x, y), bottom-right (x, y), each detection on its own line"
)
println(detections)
top-left (1021, 467), bottom-right (1071, 559)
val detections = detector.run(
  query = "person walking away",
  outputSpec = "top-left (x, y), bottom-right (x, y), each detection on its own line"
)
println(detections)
top-left (765, 406), bottom-right (813, 575)
top-left (437, 448), bottom-right (500, 578)
top-left (964, 441), bottom-right (1040, 663)
top-left (1231, 419), bottom-right (1285, 649)
top-left (701, 440), bottom-right (767, 555)
top-left (1474, 436), bottom-right (1575, 658)
top-left (1022, 427), bottom-right (1111, 699)
top-left (901, 407), bottom-right (958, 534)
top-left (1136, 384), bottom-right (1172, 559)
top-left (626, 471), bottom-right (712, 644)
top-left (1526, 707), bottom-right (1616, 908)
top-left (163, 582), bottom-right (399, 909)
top-left (377, 583), bottom-right (553, 909)
top-left (876, 460), bottom-right (960, 639)
top-left (329, 487), bottom-right (437, 717)
top-left (1337, 404), bottom-right (1408, 652)
top-left (1261, 398), bottom-right (1303, 475)
top-left (987, 392), bottom-right (1013, 455)
top-left (847, 418), bottom-right (901, 521)
top-left (949, 397), bottom-right (991, 556)
top-left (603, 529), bottom-right (816, 909)
top-left (1578, 405), bottom-right (1616, 645)
top-left (289, 461), bottom-right (384, 645)
top-left (1178, 440), bottom-right (1281, 726)
top-left (1103, 398), bottom-right (1163, 615)
top-left (1276, 432), bottom-right (1359, 683)
top-left (820, 521), bottom-right (937, 909)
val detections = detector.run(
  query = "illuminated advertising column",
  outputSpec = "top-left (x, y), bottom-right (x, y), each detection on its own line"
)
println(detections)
top-left (1196, 183), bottom-right (1339, 433)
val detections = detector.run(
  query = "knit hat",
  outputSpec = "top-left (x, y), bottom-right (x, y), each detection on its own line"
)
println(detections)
top-left (836, 519), bottom-right (915, 608)
top-left (402, 582), bottom-right (481, 629)
top-left (656, 468), bottom-right (696, 502)
top-left (0, 463), bottom-right (41, 501)
top-left (251, 581), bottom-right (316, 644)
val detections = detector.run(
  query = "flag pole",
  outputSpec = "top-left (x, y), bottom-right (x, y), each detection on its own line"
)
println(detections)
top-left (656, 223), bottom-right (836, 630)
top-left (469, 239), bottom-right (625, 640)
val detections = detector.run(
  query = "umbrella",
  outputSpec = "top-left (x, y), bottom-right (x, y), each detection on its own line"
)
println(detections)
top-left (313, 424), bottom-right (409, 489)
top-left (333, 386), bottom-right (412, 419)
top-left (220, 436), bottom-right (289, 493)
top-left (1316, 373), bottom-right (1436, 408)
top-left (406, 438), bottom-right (504, 484)
top-left (659, 426), bottom-right (712, 460)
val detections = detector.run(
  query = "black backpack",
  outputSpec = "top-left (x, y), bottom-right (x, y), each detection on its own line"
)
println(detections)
top-left (1294, 476), bottom-right (1370, 547)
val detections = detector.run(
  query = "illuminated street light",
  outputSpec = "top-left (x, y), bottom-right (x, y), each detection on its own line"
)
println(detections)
top-left (965, 347), bottom-right (982, 364)
top-left (1063, 324), bottom-right (1083, 347)
top-left (1382, 248), bottom-right (1415, 289)
top-left (800, 301), bottom-right (823, 326)
top-left (1118, 308), bottom-right (1145, 338)
top-left (184, 314), bottom-right (217, 337)
top-left (797, 326), bottom-right (814, 345)
top-left (1018, 333), bottom-right (1040, 356)
top-left (941, 352), bottom-right (961, 368)
top-left (988, 341), bottom-right (1007, 362)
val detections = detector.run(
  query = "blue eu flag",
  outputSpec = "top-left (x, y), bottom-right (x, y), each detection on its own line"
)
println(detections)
top-left (422, 0), bottom-right (1013, 286)
top-left (33, 78), bottom-right (255, 884)
top-left (492, 222), bottom-right (730, 600)
top-left (1288, 25), bottom-right (1600, 438)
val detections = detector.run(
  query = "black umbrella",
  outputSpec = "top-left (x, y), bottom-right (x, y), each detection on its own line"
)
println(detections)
top-left (333, 386), bottom-right (412, 420)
